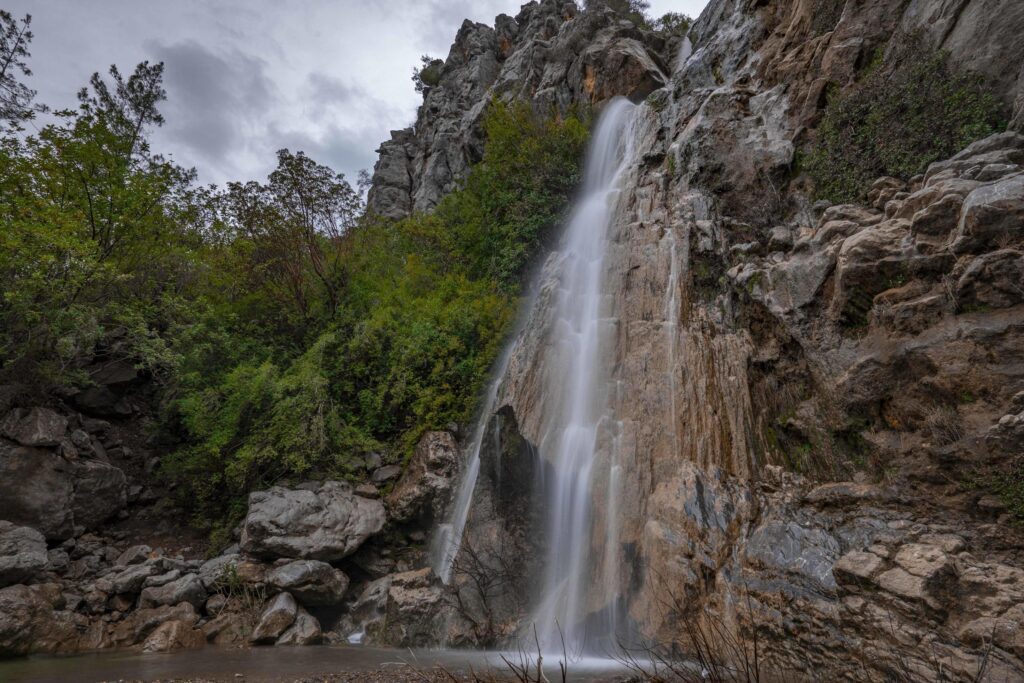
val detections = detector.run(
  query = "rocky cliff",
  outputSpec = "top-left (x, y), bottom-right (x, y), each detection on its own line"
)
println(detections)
top-left (375, 0), bottom-right (1024, 679)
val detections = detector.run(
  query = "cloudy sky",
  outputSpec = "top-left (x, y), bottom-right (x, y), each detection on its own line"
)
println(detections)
top-left (7, 0), bottom-right (708, 187)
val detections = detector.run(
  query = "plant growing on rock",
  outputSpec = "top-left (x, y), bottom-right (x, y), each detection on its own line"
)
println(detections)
top-left (806, 32), bottom-right (1006, 203)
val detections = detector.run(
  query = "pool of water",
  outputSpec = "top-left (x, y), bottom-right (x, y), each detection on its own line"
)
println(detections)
top-left (0, 644), bottom-right (632, 682)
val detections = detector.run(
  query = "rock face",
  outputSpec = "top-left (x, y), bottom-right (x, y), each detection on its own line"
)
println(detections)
top-left (240, 481), bottom-right (386, 561)
top-left (368, 0), bottom-right (1024, 678)
top-left (385, 431), bottom-right (460, 524)
top-left (366, 1), bottom-right (670, 218)
top-left (1, 408), bottom-right (68, 447)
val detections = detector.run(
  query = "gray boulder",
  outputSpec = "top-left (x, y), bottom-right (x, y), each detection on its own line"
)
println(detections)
top-left (267, 559), bottom-right (349, 606)
top-left (241, 482), bottom-right (385, 561)
top-left (139, 573), bottom-right (207, 609)
top-left (385, 431), bottom-right (459, 524)
top-left (0, 441), bottom-right (127, 540)
top-left (0, 521), bottom-right (48, 587)
top-left (250, 592), bottom-right (297, 644)
top-left (1, 408), bottom-right (67, 447)
top-left (276, 605), bottom-right (321, 646)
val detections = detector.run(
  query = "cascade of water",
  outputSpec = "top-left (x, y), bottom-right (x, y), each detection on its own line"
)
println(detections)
top-left (430, 97), bottom-right (641, 653)
top-left (529, 97), bottom-right (639, 653)
top-left (430, 344), bottom-right (514, 583)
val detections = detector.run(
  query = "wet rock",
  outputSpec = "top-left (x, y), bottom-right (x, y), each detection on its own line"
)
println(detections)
top-left (241, 482), bottom-right (385, 561)
top-left (0, 521), bottom-right (47, 587)
top-left (250, 592), bottom-right (297, 644)
top-left (105, 603), bottom-right (198, 649)
top-left (267, 559), bottom-right (349, 606)
top-left (385, 431), bottom-right (459, 524)
top-left (139, 573), bottom-right (207, 609)
top-left (141, 619), bottom-right (205, 653)
top-left (1, 407), bottom-right (67, 447)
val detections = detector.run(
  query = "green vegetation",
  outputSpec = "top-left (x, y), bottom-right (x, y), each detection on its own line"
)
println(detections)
top-left (0, 18), bottom-right (589, 530)
top-left (412, 55), bottom-right (444, 94)
top-left (806, 34), bottom-right (1006, 203)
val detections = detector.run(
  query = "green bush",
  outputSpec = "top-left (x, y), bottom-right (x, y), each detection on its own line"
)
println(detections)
top-left (806, 35), bottom-right (1006, 203)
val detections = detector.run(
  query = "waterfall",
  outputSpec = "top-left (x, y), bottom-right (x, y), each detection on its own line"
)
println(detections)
top-left (431, 97), bottom-right (641, 652)
top-left (527, 97), bottom-right (639, 653)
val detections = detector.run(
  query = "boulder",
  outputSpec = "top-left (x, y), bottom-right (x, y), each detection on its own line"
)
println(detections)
top-left (386, 431), bottom-right (460, 524)
top-left (0, 521), bottom-right (48, 587)
top-left (139, 573), bottom-right (207, 609)
top-left (70, 459), bottom-right (128, 530)
top-left (241, 482), bottom-right (385, 561)
top-left (110, 563), bottom-right (159, 594)
top-left (0, 441), bottom-right (126, 540)
top-left (267, 559), bottom-right (349, 606)
top-left (1, 408), bottom-right (67, 447)
top-left (141, 619), bottom-right (205, 652)
top-left (72, 386), bottom-right (132, 418)
top-left (115, 544), bottom-right (153, 566)
top-left (104, 603), bottom-right (198, 649)
top-left (375, 568), bottom-right (450, 647)
top-left (250, 592), bottom-right (297, 644)
top-left (0, 583), bottom-right (84, 656)
top-left (371, 465), bottom-right (402, 484)
top-left (276, 605), bottom-right (322, 646)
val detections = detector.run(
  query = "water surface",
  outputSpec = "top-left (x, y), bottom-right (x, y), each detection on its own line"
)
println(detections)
top-left (0, 644), bottom-right (630, 682)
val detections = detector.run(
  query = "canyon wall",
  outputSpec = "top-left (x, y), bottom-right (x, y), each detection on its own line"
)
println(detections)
top-left (367, 0), bottom-right (1024, 679)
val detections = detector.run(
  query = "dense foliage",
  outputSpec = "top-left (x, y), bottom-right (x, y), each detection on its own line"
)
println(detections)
top-left (0, 19), bottom-right (589, 530)
top-left (806, 34), bottom-right (1006, 203)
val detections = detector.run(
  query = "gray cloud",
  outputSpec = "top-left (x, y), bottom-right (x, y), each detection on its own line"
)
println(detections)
top-left (148, 40), bottom-right (277, 179)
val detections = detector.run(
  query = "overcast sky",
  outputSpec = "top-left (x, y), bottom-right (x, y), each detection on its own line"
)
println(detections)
top-left (7, 0), bottom-right (708, 187)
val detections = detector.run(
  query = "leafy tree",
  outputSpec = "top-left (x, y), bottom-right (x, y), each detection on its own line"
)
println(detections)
top-left (0, 11), bottom-right (35, 123)
top-left (412, 54), bottom-right (444, 94)
top-left (653, 12), bottom-right (691, 36)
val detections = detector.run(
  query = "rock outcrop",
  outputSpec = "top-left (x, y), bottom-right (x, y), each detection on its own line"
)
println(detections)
top-left (370, 0), bottom-right (1024, 678)
top-left (240, 481), bottom-right (386, 561)
top-left (366, 1), bottom-right (670, 218)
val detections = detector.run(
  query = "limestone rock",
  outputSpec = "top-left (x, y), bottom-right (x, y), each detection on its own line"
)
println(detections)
top-left (250, 592), bottom-right (297, 644)
top-left (141, 619), bottom-right (205, 653)
top-left (267, 559), bottom-right (348, 606)
top-left (241, 482), bottom-right (385, 561)
top-left (0, 521), bottom-right (48, 587)
top-left (385, 431), bottom-right (460, 524)
top-left (276, 605), bottom-right (321, 646)
top-left (139, 573), bottom-right (207, 609)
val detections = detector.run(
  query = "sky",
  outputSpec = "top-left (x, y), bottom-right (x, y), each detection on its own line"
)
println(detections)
top-left (6, 0), bottom-right (709, 187)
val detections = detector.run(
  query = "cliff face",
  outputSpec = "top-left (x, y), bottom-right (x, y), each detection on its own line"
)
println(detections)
top-left (370, 0), bottom-right (1024, 678)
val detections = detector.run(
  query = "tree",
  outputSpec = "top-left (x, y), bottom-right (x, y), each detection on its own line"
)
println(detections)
top-left (412, 54), bottom-right (444, 94)
top-left (0, 11), bottom-right (36, 123)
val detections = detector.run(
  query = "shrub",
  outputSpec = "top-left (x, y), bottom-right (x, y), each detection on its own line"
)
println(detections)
top-left (806, 33), bottom-right (1006, 203)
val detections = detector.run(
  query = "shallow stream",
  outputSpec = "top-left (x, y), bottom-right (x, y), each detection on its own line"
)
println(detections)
top-left (0, 645), bottom-right (632, 682)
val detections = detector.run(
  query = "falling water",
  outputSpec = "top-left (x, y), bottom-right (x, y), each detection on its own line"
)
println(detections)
top-left (528, 97), bottom-right (639, 652)
top-left (430, 345), bottom-right (514, 583)
top-left (431, 97), bottom-right (640, 653)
